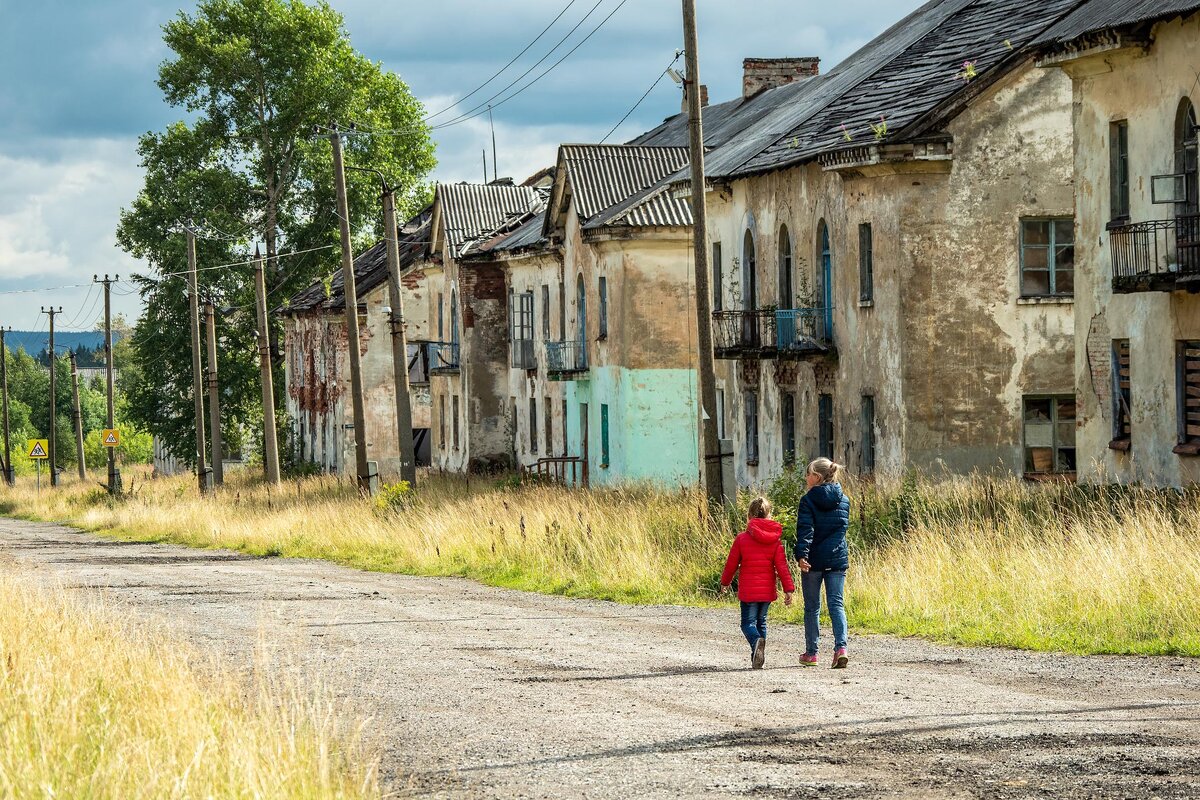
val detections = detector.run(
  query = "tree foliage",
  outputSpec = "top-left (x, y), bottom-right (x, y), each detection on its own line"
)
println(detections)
top-left (117, 0), bottom-right (436, 465)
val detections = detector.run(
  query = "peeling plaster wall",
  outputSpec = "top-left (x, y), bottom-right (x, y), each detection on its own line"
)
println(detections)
top-left (1055, 15), bottom-right (1200, 487)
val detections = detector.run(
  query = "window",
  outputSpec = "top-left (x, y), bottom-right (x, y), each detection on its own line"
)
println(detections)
top-left (530, 397), bottom-right (538, 454)
top-left (600, 403), bottom-right (610, 467)
top-left (744, 390), bottom-right (759, 464)
top-left (541, 285), bottom-right (551, 339)
top-left (715, 388), bottom-right (726, 439)
top-left (1020, 219), bottom-right (1074, 297)
top-left (818, 393), bottom-right (834, 459)
top-left (817, 221), bottom-right (834, 341)
top-left (512, 292), bottom-right (535, 368)
top-left (861, 395), bottom-right (876, 474)
top-left (508, 287), bottom-right (514, 341)
top-left (449, 290), bottom-right (459, 348)
top-left (712, 242), bottom-right (723, 311)
top-left (438, 395), bottom-right (446, 450)
top-left (778, 225), bottom-right (793, 308)
top-left (1176, 341), bottom-right (1200, 454)
top-left (407, 342), bottom-right (430, 386)
top-left (1110, 121), bottom-right (1130, 221)
top-left (1023, 396), bottom-right (1076, 475)
top-left (598, 276), bottom-right (608, 339)
top-left (452, 395), bottom-right (460, 450)
top-left (742, 230), bottom-right (757, 311)
top-left (781, 392), bottom-right (796, 466)
top-left (1111, 339), bottom-right (1131, 449)
top-left (544, 396), bottom-right (553, 455)
top-left (576, 274), bottom-right (587, 343)
top-left (437, 292), bottom-right (444, 341)
top-left (561, 397), bottom-right (569, 456)
top-left (558, 281), bottom-right (566, 340)
top-left (859, 223), bottom-right (874, 303)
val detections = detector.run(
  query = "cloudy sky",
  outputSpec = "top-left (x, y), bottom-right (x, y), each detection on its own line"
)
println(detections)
top-left (0, 0), bottom-right (922, 329)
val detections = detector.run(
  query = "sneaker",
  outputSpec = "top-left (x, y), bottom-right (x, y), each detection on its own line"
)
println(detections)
top-left (832, 647), bottom-right (848, 669)
top-left (800, 654), bottom-right (818, 667)
top-left (752, 638), bottom-right (766, 670)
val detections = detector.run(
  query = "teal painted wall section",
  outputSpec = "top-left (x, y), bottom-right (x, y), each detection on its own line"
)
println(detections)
top-left (563, 368), bottom-right (699, 488)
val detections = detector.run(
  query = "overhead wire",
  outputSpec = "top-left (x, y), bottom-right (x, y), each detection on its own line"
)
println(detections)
top-left (599, 52), bottom-right (681, 144)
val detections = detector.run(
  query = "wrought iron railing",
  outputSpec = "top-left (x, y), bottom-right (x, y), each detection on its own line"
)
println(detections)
top-left (511, 338), bottom-right (536, 370)
top-left (713, 309), bottom-right (773, 353)
top-left (522, 456), bottom-right (587, 487)
top-left (1110, 213), bottom-right (1200, 284)
top-left (427, 341), bottom-right (460, 372)
top-left (713, 308), bottom-right (832, 357)
top-left (546, 339), bottom-right (587, 373)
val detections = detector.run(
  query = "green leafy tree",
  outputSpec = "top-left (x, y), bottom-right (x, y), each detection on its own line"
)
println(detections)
top-left (117, 0), bottom-right (435, 465)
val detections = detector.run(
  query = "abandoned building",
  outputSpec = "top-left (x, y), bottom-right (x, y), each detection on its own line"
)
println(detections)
top-left (1037, 0), bottom-right (1200, 487)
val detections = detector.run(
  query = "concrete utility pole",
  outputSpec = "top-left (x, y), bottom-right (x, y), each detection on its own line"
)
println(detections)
top-left (186, 224), bottom-right (211, 493)
top-left (94, 274), bottom-right (121, 494)
top-left (681, 0), bottom-right (724, 507)
top-left (329, 125), bottom-right (374, 495)
top-left (68, 352), bottom-right (86, 481)
top-left (204, 299), bottom-right (224, 487)
top-left (253, 247), bottom-right (281, 485)
top-left (0, 326), bottom-right (13, 486)
top-left (42, 306), bottom-right (62, 487)
top-left (382, 186), bottom-right (418, 485)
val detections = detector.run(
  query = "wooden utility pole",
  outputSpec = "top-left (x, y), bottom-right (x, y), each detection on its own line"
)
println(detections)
top-left (253, 247), bottom-right (281, 485)
top-left (681, 0), bottom-right (724, 506)
top-left (186, 224), bottom-right (210, 493)
top-left (0, 326), bottom-right (12, 486)
top-left (94, 274), bottom-right (121, 494)
top-left (68, 352), bottom-right (86, 481)
top-left (204, 299), bottom-right (224, 487)
top-left (382, 187), bottom-right (417, 485)
top-left (329, 125), bottom-right (374, 495)
top-left (42, 306), bottom-right (62, 487)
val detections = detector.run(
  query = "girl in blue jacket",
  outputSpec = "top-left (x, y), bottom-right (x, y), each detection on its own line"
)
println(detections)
top-left (794, 457), bottom-right (851, 668)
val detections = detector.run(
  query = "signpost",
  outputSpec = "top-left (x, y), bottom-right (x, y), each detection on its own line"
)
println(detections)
top-left (27, 439), bottom-right (48, 495)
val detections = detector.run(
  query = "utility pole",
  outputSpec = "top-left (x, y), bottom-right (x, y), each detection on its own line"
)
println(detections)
top-left (329, 125), bottom-right (374, 495)
top-left (681, 0), bottom-right (724, 507)
top-left (186, 224), bottom-right (210, 493)
top-left (0, 326), bottom-right (12, 486)
top-left (94, 275), bottom-right (121, 494)
top-left (253, 247), bottom-right (281, 485)
top-left (382, 186), bottom-right (418, 485)
top-left (68, 352), bottom-right (86, 481)
top-left (41, 306), bottom-right (62, 487)
top-left (204, 298), bottom-right (224, 487)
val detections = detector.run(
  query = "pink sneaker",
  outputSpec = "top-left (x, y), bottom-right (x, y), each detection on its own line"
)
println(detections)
top-left (832, 647), bottom-right (848, 669)
top-left (800, 654), bottom-right (818, 667)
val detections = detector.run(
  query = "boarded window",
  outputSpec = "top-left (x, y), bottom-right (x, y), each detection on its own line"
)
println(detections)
top-left (1177, 341), bottom-right (1200, 452)
top-left (1111, 339), bottom-right (1131, 447)
top-left (861, 395), bottom-right (876, 474)
top-left (818, 394), bottom-right (834, 459)
top-left (745, 390), bottom-right (759, 464)
top-left (712, 242), bottom-right (723, 311)
top-left (1020, 219), bottom-right (1074, 297)
top-left (859, 223), bottom-right (874, 303)
top-left (1110, 121), bottom-right (1130, 221)
top-left (1023, 396), bottom-right (1076, 475)
top-left (600, 403), bottom-right (610, 467)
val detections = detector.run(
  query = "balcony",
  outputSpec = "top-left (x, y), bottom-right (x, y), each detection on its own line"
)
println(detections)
top-left (1110, 213), bottom-right (1200, 293)
top-left (511, 338), bottom-right (537, 370)
top-left (712, 308), bottom-right (833, 360)
top-left (426, 341), bottom-right (460, 374)
top-left (545, 339), bottom-right (587, 380)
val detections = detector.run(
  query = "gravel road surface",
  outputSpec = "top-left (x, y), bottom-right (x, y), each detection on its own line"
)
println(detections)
top-left (2, 517), bottom-right (1199, 799)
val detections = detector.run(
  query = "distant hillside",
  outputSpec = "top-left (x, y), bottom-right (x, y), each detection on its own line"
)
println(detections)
top-left (6, 330), bottom-right (124, 356)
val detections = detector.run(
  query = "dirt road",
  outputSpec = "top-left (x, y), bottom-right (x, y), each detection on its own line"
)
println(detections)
top-left (2, 517), bottom-right (1198, 799)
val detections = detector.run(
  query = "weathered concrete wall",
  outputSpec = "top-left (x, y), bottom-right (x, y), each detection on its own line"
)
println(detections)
top-left (1052, 15), bottom-right (1200, 486)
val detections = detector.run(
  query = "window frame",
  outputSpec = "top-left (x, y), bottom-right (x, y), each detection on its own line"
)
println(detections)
top-left (861, 395), bottom-right (876, 474)
top-left (598, 275), bottom-right (608, 340)
top-left (1019, 217), bottom-right (1075, 298)
top-left (1109, 120), bottom-right (1130, 223)
top-left (818, 393), bottom-right (834, 460)
top-left (544, 395), bottom-right (553, 456)
top-left (1111, 339), bottom-right (1131, 450)
top-left (452, 394), bottom-right (461, 450)
top-left (1176, 340), bottom-right (1200, 455)
top-left (778, 224), bottom-right (793, 309)
top-left (1022, 395), bottom-right (1077, 477)
top-left (744, 390), bottom-right (759, 465)
top-left (599, 403), bottom-right (610, 468)
top-left (712, 241), bottom-right (723, 312)
top-left (781, 392), bottom-right (796, 466)
top-left (529, 396), bottom-right (538, 455)
top-left (858, 222), bottom-right (874, 303)
top-left (541, 285), bottom-right (551, 340)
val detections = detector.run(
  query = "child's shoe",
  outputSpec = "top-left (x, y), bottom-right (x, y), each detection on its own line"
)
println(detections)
top-left (800, 653), bottom-right (818, 667)
top-left (752, 638), bottom-right (766, 670)
top-left (832, 647), bottom-right (848, 669)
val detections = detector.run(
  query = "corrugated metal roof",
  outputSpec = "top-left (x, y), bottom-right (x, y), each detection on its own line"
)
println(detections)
top-left (437, 182), bottom-right (540, 258)
top-left (581, 171), bottom-right (693, 230)
top-left (1035, 0), bottom-right (1200, 45)
top-left (557, 144), bottom-right (693, 229)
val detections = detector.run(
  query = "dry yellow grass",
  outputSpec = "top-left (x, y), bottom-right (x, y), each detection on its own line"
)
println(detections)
top-left (0, 567), bottom-right (380, 799)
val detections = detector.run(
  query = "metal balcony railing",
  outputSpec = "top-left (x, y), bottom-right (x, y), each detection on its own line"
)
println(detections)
top-left (545, 339), bottom-right (587, 375)
top-left (713, 308), bottom-right (832, 358)
top-left (427, 341), bottom-right (460, 373)
top-left (1110, 213), bottom-right (1200, 291)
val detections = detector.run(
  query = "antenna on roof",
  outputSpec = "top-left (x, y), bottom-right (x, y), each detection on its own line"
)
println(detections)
top-left (482, 148), bottom-right (488, 183)
top-left (488, 105), bottom-right (499, 183)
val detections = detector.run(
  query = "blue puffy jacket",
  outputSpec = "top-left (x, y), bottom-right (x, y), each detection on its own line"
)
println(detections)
top-left (794, 483), bottom-right (850, 571)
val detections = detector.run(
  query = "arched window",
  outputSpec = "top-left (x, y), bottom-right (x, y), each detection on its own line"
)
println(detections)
top-left (741, 229), bottom-right (757, 311)
top-left (778, 224), bottom-right (793, 309)
top-left (1176, 98), bottom-right (1198, 218)
top-left (817, 220), bottom-right (833, 341)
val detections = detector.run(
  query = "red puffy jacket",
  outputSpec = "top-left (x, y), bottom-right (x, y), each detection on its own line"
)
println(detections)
top-left (720, 518), bottom-right (796, 602)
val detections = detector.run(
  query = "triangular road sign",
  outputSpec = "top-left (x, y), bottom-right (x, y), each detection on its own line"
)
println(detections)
top-left (102, 429), bottom-right (120, 446)
top-left (27, 439), bottom-right (48, 459)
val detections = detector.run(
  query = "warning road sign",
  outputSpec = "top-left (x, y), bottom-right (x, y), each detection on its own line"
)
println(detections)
top-left (102, 429), bottom-right (120, 447)
top-left (27, 439), bottom-right (49, 460)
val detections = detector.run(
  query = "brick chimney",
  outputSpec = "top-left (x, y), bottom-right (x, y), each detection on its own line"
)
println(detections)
top-left (742, 57), bottom-right (820, 99)
top-left (681, 83), bottom-right (709, 114)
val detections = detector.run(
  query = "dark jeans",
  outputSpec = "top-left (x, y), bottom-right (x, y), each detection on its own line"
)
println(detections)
top-left (739, 601), bottom-right (771, 650)
top-left (801, 569), bottom-right (847, 656)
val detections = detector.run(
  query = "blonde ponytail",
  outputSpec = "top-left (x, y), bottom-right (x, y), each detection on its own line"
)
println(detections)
top-left (807, 457), bottom-right (844, 485)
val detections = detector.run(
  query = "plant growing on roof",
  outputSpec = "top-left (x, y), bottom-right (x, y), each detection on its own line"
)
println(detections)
top-left (1003, 39), bottom-right (1013, 50)
top-left (959, 60), bottom-right (978, 82)
top-left (840, 124), bottom-right (853, 142)
top-left (870, 116), bottom-right (889, 141)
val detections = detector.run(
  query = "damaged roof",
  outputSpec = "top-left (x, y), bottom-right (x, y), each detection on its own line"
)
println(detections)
top-left (435, 182), bottom-right (541, 258)
top-left (549, 144), bottom-right (694, 232)
top-left (1035, 0), bottom-right (1200, 45)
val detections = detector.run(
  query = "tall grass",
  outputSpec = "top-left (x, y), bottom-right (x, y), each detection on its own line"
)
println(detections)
top-left (0, 569), bottom-right (379, 799)
top-left (4, 468), bottom-right (1199, 656)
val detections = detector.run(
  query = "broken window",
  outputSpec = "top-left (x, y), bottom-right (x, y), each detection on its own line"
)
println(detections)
top-left (1111, 340), bottom-right (1131, 449)
top-left (781, 392), bottom-right (796, 466)
top-left (1110, 121), bottom-right (1130, 222)
top-left (745, 390), bottom-right (759, 465)
top-left (859, 223), bottom-right (874, 303)
top-left (861, 395), bottom-right (876, 474)
top-left (1023, 396), bottom-right (1076, 475)
top-left (1177, 341), bottom-right (1200, 454)
top-left (818, 394), bottom-right (834, 460)
top-left (1020, 219), bottom-right (1074, 297)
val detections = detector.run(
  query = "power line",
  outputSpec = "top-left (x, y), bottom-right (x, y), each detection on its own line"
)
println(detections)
top-left (600, 52), bottom-right (681, 144)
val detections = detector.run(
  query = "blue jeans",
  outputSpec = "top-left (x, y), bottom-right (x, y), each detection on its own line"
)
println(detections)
top-left (801, 570), bottom-right (847, 656)
top-left (739, 601), bottom-right (771, 650)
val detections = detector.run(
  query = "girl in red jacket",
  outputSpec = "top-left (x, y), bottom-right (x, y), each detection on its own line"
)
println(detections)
top-left (720, 497), bottom-right (795, 669)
